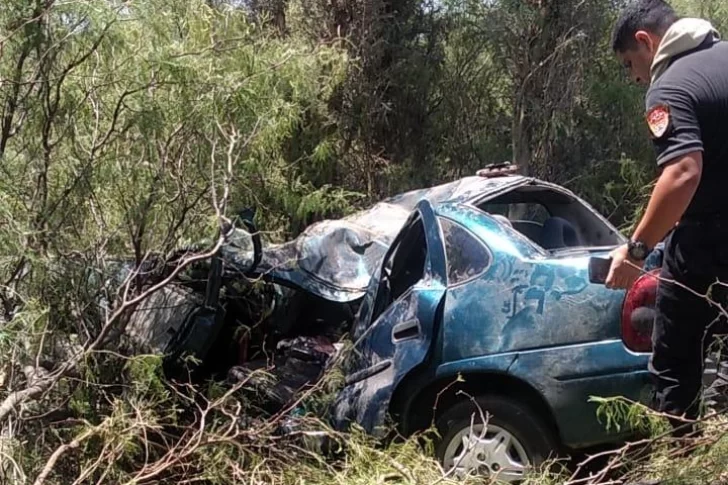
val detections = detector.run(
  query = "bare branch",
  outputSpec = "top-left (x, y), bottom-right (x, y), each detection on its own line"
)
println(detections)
top-left (33, 420), bottom-right (103, 485)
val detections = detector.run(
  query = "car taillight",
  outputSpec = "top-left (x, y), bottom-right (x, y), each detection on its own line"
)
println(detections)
top-left (621, 270), bottom-right (659, 353)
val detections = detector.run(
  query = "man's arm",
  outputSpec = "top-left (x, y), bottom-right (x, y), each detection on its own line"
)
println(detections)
top-left (631, 151), bottom-right (703, 249)
top-left (605, 152), bottom-right (702, 290)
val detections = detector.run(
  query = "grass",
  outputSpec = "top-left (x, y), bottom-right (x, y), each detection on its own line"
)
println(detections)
top-left (2, 328), bottom-right (728, 484)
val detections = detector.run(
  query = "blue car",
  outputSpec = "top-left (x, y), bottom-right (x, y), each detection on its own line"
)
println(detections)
top-left (326, 170), bottom-right (663, 481)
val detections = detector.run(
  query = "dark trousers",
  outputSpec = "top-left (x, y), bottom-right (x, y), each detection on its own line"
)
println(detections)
top-left (649, 221), bottom-right (728, 435)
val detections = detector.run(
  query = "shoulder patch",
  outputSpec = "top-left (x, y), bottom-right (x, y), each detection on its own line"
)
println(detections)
top-left (646, 104), bottom-right (671, 139)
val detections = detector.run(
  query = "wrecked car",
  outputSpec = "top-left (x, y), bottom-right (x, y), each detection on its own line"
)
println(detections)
top-left (121, 167), bottom-right (723, 482)
top-left (325, 171), bottom-right (661, 481)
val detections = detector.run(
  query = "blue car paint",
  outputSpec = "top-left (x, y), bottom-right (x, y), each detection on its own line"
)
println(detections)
top-left (436, 203), bottom-right (624, 361)
top-left (332, 184), bottom-right (660, 450)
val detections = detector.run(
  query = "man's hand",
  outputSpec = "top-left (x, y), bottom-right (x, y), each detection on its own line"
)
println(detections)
top-left (605, 244), bottom-right (643, 290)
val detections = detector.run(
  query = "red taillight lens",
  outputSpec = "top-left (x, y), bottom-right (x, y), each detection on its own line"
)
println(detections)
top-left (621, 270), bottom-right (659, 353)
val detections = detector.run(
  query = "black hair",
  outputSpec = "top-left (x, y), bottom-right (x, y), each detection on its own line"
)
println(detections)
top-left (611, 0), bottom-right (680, 52)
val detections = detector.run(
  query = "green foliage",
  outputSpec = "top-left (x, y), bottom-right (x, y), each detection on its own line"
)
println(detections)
top-left (124, 354), bottom-right (167, 398)
top-left (0, 0), bottom-right (355, 268)
top-left (2, 0), bottom-right (728, 483)
top-left (592, 396), bottom-right (671, 436)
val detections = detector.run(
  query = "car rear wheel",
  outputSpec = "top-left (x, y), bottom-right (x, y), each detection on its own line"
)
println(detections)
top-left (435, 395), bottom-right (558, 483)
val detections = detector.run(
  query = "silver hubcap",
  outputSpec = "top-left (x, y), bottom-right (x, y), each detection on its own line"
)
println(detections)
top-left (442, 423), bottom-right (530, 482)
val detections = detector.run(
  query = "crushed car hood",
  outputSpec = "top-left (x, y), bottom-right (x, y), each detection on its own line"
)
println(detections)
top-left (243, 175), bottom-right (529, 302)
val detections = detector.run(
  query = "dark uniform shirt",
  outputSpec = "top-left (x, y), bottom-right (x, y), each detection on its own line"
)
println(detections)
top-left (646, 37), bottom-right (728, 220)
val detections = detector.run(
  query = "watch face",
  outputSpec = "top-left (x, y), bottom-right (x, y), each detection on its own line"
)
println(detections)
top-left (629, 242), bottom-right (648, 260)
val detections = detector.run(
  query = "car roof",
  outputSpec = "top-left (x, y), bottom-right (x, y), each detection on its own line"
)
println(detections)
top-left (381, 175), bottom-right (531, 210)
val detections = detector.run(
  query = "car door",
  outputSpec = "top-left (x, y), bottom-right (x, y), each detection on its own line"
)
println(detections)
top-left (337, 199), bottom-right (448, 432)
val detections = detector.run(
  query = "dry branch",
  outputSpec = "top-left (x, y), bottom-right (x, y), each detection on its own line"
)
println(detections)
top-left (33, 420), bottom-right (104, 485)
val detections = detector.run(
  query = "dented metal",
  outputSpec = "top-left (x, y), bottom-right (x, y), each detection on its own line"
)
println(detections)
top-left (247, 176), bottom-right (530, 301)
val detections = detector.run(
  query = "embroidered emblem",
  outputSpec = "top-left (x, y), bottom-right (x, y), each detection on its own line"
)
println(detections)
top-left (646, 104), bottom-right (671, 138)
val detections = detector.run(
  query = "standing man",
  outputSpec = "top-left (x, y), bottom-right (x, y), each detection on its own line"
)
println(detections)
top-left (607, 0), bottom-right (728, 437)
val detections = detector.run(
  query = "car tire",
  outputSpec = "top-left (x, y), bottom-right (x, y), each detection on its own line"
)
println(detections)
top-left (435, 395), bottom-right (559, 482)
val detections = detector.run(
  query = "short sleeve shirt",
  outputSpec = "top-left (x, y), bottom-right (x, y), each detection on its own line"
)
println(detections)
top-left (645, 38), bottom-right (728, 218)
top-left (645, 83), bottom-right (703, 167)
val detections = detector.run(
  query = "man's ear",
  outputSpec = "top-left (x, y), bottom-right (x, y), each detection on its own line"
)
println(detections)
top-left (635, 30), bottom-right (657, 52)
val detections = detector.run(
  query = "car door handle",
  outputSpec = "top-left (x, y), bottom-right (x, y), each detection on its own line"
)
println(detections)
top-left (392, 319), bottom-right (421, 342)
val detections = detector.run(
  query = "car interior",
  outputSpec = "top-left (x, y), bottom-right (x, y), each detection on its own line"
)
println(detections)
top-left (369, 216), bottom-right (428, 323)
top-left (474, 184), bottom-right (624, 252)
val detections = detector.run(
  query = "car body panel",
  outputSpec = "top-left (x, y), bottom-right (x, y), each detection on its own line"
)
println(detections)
top-left (436, 340), bottom-right (651, 447)
top-left (435, 203), bottom-right (626, 362)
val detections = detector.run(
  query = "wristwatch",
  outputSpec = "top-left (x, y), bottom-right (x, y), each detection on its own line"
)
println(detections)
top-left (627, 239), bottom-right (651, 261)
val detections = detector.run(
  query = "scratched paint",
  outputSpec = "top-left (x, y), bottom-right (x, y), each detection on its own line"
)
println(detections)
top-left (431, 339), bottom-right (652, 448)
top-left (332, 284), bottom-right (446, 435)
top-left (433, 204), bottom-right (623, 362)
top-left (504, 341), bottom-right (651, 447)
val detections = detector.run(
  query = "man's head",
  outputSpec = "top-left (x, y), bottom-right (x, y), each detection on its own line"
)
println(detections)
top-left (612, 0), bottom-right (679, 85)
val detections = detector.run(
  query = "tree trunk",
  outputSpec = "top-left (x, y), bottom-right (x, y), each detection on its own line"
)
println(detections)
top-left (512, 98), bottom-right (531, 177)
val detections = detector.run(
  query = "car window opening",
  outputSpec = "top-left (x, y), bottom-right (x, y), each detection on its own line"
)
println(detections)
top-left (475, 185), bottom-right (623, 251)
